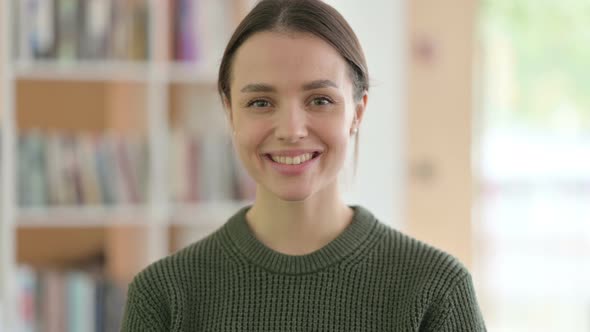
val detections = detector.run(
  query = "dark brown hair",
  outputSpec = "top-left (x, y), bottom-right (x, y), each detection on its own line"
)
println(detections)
top-left (217, 0), bottom-right (369, 104)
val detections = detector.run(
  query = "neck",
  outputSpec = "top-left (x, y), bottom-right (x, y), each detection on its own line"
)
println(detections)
top-left (246, 183), bottom-right (353, 256)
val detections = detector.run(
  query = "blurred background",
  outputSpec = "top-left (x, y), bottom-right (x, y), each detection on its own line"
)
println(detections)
top-left (1, 0), bottom-right (589, 331)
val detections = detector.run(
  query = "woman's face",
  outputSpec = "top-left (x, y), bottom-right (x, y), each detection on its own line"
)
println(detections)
top-left (227, 31), bottom-right (366, 202)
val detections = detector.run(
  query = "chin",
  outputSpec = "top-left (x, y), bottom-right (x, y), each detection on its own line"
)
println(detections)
top-left (266, 185), bottom-right (317, 202)
top-left (273, 190), bottom-right (312, 202)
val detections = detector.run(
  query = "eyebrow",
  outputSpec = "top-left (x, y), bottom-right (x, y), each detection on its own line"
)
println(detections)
top-left (240, 83), bottom-right (276, 93)
top-left (239, 79), bottom-right (339, 93)
top-left (302, 79), bottom-right (338, 91)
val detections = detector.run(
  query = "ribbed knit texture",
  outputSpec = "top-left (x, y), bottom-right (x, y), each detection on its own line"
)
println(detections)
top-left (121, 206), bottom-right (486, 331)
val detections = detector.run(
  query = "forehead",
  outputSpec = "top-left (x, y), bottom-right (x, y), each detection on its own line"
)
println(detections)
top-left (231, 31), bottom-right (350, 90)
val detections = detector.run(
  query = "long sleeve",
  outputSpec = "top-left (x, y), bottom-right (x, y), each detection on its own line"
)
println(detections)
top-left (423, 273), bottom-right (487, 332)
top-left (120, 279), bottom-right (168, 332)
top-left (116, 205), bottom-right (487, 331)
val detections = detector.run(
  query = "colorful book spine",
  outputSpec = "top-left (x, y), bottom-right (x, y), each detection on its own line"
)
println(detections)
top-left (16, 266), bottom-right (127, 332)
top-left (17, 129), bottom-right (254, 208)
top-left (56, 0), bottom-right (80, 61)
top-left (16, 0), bottom-right (244, 62)
top-left (171, 0), bottom-right (237, 64)
top-left (66, 271), bottom-right (96, 332)
top-left (16, 0), bottom-right (150, 61)
top-left (80, 0), bottom-right (112, 59)
top-left (18, 131), bottom-right (150, 207)
top-left (16, 266), bottom-right (38, 332)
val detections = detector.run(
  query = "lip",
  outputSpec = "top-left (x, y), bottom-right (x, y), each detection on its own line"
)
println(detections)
top-left (262, 151), bottom-right (322, 176)
top-left (263, 149), bottom-right (323, 157)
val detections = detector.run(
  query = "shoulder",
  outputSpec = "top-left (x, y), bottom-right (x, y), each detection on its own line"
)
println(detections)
top-left (122, 226), bottom-right (233, 328)
top-left (128, 205), bottom-right (251, 294)
top-left (372, 228), bottom-right (486, 330)
top-left (129, 228), bottom-right (224, 299)
top-left (370, 220), bottom-right (471, 293)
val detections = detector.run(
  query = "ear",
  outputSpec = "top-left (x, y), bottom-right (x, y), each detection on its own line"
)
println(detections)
top-left (351, 92), bottom-right (368, 133)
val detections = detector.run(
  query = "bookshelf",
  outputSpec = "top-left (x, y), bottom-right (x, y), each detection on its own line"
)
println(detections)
top-left (0, 0), bottom-right (256, 330)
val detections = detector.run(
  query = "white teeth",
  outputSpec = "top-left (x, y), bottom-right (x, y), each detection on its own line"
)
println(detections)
top-left (271, 153), bottom-right (313, 165)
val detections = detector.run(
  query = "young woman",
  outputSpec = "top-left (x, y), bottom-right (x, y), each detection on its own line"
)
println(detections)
top-left (122, 0), bottom-right (487, 330)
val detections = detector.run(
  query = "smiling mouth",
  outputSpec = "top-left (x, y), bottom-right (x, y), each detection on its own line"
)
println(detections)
top-left (264, 152), bottom-right (322, 165)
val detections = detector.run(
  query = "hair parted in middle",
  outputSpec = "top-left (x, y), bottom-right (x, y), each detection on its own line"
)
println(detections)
top-left (217, 0), bottom-right (369, 104)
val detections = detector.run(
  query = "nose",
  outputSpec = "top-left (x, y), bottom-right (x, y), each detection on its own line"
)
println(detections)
top-left (274, 103), bottom-right (308, 142)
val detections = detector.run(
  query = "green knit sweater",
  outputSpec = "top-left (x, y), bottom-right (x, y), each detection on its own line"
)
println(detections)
top-left (121, 206), bottom-right (486, 331)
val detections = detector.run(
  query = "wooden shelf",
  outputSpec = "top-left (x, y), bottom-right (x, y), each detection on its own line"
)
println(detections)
top-left (14, 60), bottom-right (151, 82)
top-left (17, 227), bottom-right (106, 268)
top-left (17, 205), bottom-right (150, 227)
top-left (17, 80), bottom-right (147, 134)
top-left (17, 225), bottom-right (153, 284)
top-left (15, 201), bottom-right (251, 228)
top-left (13, 60), bottom-right (219, 85)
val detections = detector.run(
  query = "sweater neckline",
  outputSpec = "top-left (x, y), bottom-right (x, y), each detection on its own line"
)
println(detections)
top-left (221, 205), bottom-right (379, 275)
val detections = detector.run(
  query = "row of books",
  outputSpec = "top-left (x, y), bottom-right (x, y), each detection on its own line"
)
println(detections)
top-left (18, 131), bottom-right (150, 207)
top-left (17, 130), bottom-right (256, 207)
top-left (169, 130), bottom-right (256, 202)
top-left (171, 0), bottom-right (236, 63)
top-left (14, 0), bottom-right (238, 63)
top-left (17, 266), bottom-right (126, 332)
top-left (15, 0), bottom-right (150, 61)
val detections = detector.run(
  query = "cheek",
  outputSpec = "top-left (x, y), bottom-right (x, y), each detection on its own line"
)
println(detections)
top-left (315, 116), bottom-right (351, 147)
top-left (232, 117), bottom-right (270, 152)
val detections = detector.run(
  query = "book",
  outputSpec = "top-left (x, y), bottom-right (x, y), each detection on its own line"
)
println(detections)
top-left (172, 0), bottom-right (235, 65)
top-left (129, 0), bottom-right (149, 60)
top-left (32, 0), bottom-right (58, 59)
top-left (17, 0), bottom-right (57, 60)
top-left (186, 134), bottom-right (201, 202)
top-left (77, 133), bottom-right (102, 206)
top-left (16, 266), bottom-right (127, 332)
top-left (45, 132), bottom-right (68, 205)
top-left (169, 129), bottom-right (189, 202)
top-left (66, 271), bottom-right (96, 332)
top-left (16, 129), bottom-right (257, 207)
top-left (79, 0), bottom-right (112, 59)
top-left (95, 133), bottom-right (119, 205)
top-left (19, 130), bottom-right (151, 207)
top-left (199, 135), bottom-right (235, 201)
top-left (29, 131), bottom-right (49, 206)
top-left (15, 0), bottom-right (152, 61)
top-left (18, 130), bottom-right (49, 206)
top-left (42, 270), bottom-right (66, 332)
top-left (60, 133), bottom-right (83, 204)
top-left (16, 266), bottom-right (39, 332)
top-left (56, 0), bottom-right (81, 61)
top-left (115, 138), bottom-right (140, 204)
top-left (174, 0), bottom-right (200, 62)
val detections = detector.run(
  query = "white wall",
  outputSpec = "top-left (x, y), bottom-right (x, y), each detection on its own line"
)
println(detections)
top-left (327, 0), bottom-right (406, 227)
